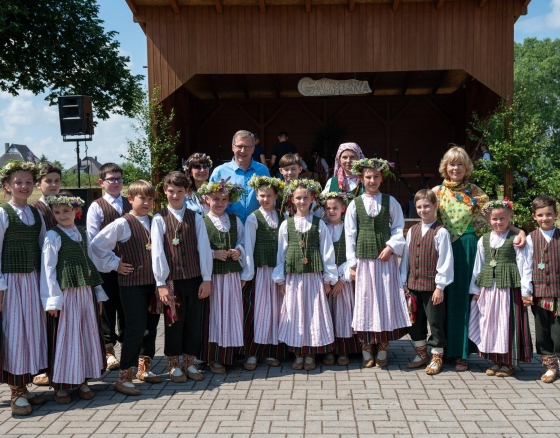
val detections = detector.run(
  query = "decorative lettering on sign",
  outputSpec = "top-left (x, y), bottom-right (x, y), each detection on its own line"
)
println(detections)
top-left (298, 77), bottom-right (372, 96)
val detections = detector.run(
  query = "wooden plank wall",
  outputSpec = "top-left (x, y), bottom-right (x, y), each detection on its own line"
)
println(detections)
top-left (141, 0), bottom-right (521, 101)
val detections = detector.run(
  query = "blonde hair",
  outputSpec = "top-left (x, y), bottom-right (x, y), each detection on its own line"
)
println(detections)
top-left (439, 145), bottom-right (474, 181)
top-left (232, 130), bottom-right (254, 146)
top-left (128, 180), bottom-right (155, 198)
top-left (413, 189), bottom-right (437, 206)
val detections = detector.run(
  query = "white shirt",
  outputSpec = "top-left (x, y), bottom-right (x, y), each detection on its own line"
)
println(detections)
top-left (0, 203), bottom-right (46, 291)
top-left (151, 206), bottom-right (213, 286)
top-left (322, 175), bottom-right (360, 195)
top-left (399, 221), bottom-right (454, 290)
top-left (206, 212), bottom-right (246, 267)
top-left (326, 223), bottom-right (352, 282)
top-left (86, 193), bottom-right (127, 243)
top-left (40, 225), bottom-right (108, 311)
top-left (272, 214), bottom-right (338, 285)
top-left (344, 192), bottom-right (405, 268)
top-left (89, 214), bottom-right (151, 273)
top-left (469, 231), bottom-right (532, 296)
top-left (242, 208), bottom-right (280, 281)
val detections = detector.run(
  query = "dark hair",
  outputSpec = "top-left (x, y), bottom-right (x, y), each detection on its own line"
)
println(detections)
top-left (278, 131), bottom-right (288, 137)
top-left (532, 195), bottom-right (557, 214)
top-left (414, 189), bottom-right (437, 206)
top-left (37, 162), bottom-right (62, 182)
top-left (163, 171), bottom-right (191, 190)
top-left (184, 153), bottom-right (212, 191)
top-left (99, 163), bottom-right (123, 180)
top-left (279, 154), bottom-right (301, 169)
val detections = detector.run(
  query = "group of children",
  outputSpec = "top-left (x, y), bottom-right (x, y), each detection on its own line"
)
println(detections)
top-left (0, 152), bottom-right (559, 416)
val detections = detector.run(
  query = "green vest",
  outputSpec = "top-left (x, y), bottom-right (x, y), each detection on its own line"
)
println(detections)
top-left (475, 232), bottom-right (521, 289)
top-left (53, 227), bottom-right (103, 289)
top-left (0, 203), bottom-right (41, 273)
top-left (204, 214), bottom-right (243, 275)
top-left (285, 216), bottom-right (323, 274)
top-left (332, 225), bottom-right (347, 266)
top-left (329, 177), bottom-right (364, 197)
top-left (253, 210), bottom-right (283, 268)
top-left (355, 195), bottom-right (391, 259)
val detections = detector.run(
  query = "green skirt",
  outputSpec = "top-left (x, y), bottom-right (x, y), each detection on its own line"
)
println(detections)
top-left (445, 232), bottom-right (478, 359)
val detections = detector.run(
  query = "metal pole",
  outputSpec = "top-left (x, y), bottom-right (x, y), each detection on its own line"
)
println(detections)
top-left (76, 140), bottom-right (81, 188)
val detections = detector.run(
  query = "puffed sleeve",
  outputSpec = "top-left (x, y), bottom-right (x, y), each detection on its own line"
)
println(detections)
top-left (399, 230), bottom-right (412, 286)
top-left (526, 234), bottom-right (534, 292)
top-left (0, 209), bottom-right (10, 291)
top-left (94, 285), bottom-right (109, 302)
top-left (344, 200), bottom-right (358, 268)
top-left (469, 237), bottom-right (486, 295)
top-left (195, 214), bottom-right (213, 281)
top-left (234, 216), bottom-right (245, 266)
top-left (89, 218), bottom-right (130, 273)
top-left (318, 220), bottom-right (339, 285)
top-left (150, 214), bottom-right (169, 286)
top-left (516, 244), bottom-right (533, 297)
top-left (434, 227), bottom-right (454, 290)
top-left (386, 196), bottom-right (405, 256)
top-left (86, 202), bottom-right (103, 243)
top-left (272, 221), bottom-right (289, 284)
top-left (40, 230), bottom-right (63, 310)
top-left (241, 214), bottom-right (258, 281)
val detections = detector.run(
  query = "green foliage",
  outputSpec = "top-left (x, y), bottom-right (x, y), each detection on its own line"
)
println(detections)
top-left (121, 161), bottom-right (150, 186)
top-left (0, 0), bottom-right (143, 120)
top-left (60, 169), bottom-right (98, 188)
top-left (469, 38), bottom-right (560, 229)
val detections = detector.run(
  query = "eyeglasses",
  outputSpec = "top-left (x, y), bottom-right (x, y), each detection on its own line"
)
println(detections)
top-left (233, 144), bottom-right (254, 151)
top-left (192, 164), bottom-right (211, 170)
top-left (103, 178), bottom-right (124, 184)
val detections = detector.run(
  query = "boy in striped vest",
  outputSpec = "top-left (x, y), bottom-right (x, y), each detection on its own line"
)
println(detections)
top-left (151, 171), bottom-right (212, 382)
top-left (527, 195), bottom-right (560, 383)
top-left (90, 180), bottom-right (161, 395)
top-left (86, 163), bottom-right (132, 371)
top-left (399, 189), bottom-right (454, 375)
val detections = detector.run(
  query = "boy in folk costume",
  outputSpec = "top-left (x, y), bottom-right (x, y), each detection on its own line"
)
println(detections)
top-left (526, 195), bottom-right (560, 383)
top-left (198, 179), bottom-right (246, 374)
top-left (0, 161), bottom-right (48, 415)
top-left (151, 171), bottom-right (212, 382)
top-left (345, 158), bottom-right (410, 368)
top-left (90, 180), bottom-right (161, 395)
top-left (241, 175), bottom-right (287, 370)
top-left (40, 192), bottom-right (107, 403)
top-left (86, 163), bottom-right (132, 370)
top-left (278, 154), bottom-right (322, 219)
top-left (399, 189), bottom-right (454, 375)
top-left (468, 200), bottom-right (533, 378)
top-left (273, 179), bottom-right (338, 371)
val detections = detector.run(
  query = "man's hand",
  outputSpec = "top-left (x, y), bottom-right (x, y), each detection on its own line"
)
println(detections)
top-left (214, 250), bottom-right (229, 261)
top-left (198, 281), bottom-right (211, 299)
top-left (117, 260), bottom-right (134, 275)
top-left (158, 285), bottom-right (172, 306)
top-left (432, 288), bottom-right (444, 305)
top-left (378, 247), bottom-right (393, 261)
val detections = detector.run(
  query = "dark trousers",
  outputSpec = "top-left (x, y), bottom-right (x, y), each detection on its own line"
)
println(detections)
top-left (408, 289), bottom-right (447, 349)
top-left (119, 284), bottom-right (160, 370)
top-left (100, 271), bottom-right (126, 347)
top-left (164, 277), bottom-right (204, 357)
top-left (532, 304), bottom-right (560, 358)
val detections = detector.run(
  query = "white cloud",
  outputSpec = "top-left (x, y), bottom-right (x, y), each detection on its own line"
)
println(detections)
top-left (516, 0), bottom-right (560, 34)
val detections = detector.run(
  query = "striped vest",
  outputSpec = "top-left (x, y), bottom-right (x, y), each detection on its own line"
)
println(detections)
top-left (355, 195), bottom-right (391, 259)
top-left (52, 227), bottom-right (102, 289)
top-left (332, 225), bottom-right (347, 267)
top-left (406, 222), bottom-right (443, 292)
top-left (117, 214), bottom-right (154, 286)
top-left (285, 216), bottom-right (323, 274)
top-left (475, 232), bottom-right (521, 289)
top-left (159, 207), bottom-right (201, 280)
top-left (530, 228), bottom-right (560, 298)
top-left (0, 203), bottom-right (41, 273)
top-left (254, 209), bottom-right (283, 268)
top-left (95, 197), bottom-right (132, 230)
top-left (204, 214), bottom-right (242, 275)
top-left (31, 200), bottom-right (57, 230)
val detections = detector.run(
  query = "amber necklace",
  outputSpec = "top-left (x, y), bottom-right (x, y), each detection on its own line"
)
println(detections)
top-left (296, 214), bottom-right (310, 265)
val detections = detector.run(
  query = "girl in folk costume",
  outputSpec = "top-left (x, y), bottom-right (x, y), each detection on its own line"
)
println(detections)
top-left (273, 179), bottom-right (338, 371)
top-left (40, 193), bottom-right (107, 403)
top-left (323, 143), bottom-right (365, 196)
top-left (241, 175), bottom-right (287, 370)
top-left (321, 192), bottom-right (361, 366)
top-left (0, 161), bottom-right (48, 416)
top-left (345, 158), bottom-right (410, 368)
top-left (198, 179), bottom-right (246, 374)
top-left (468, 200), bottom-right (533, 378)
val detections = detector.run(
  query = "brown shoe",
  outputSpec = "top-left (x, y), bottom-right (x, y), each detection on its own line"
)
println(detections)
top-left (263, 357), bottom-right (280, 367)
top-left (168, 356), bottom-right (187, 383)
top-left (243, 356), bottom-right (258, 371)
top-left (486, 362), bottom-right (501, 376)
top-left (425, 353), bottom-right (444, 375)
top-left (407, 345), bottom-right (430, 369)
top-left (303, 354), bottom-right (316, 371)
top-left (322, 353), bottom-right (335, 365)
top-left (10, 386), bottom-right (32, 416)
top-left (362, 343), bottom-right (375, 368)
top-left (337, 355), bottom-right (350, 366)
top-left (136, 356), bottom-right (162, 383)
top-left (114, 368), bottom-right (141, 395)
top-left (209, 361), bottom-right (226, 374)
top-left (32, 373), bottom-right (49, 386)
top-left (541, 357), bottom-right (557, 383)
top-left (375, 342), bottom-right (389, 368)
top-left (183, 354), bottom-right (204, 381)
top-left (495, 364), bottom-right (515, 378)
top-left (292, 354), bottom-right (304, 370)
top-left (54, 390), bottom-right (72, 404)
top-left (26, 393), bottom-right (46, 405)
top-left (78, 382), bottom-right (94, 400)
top-left (106, 345), bottom-right (120, 371)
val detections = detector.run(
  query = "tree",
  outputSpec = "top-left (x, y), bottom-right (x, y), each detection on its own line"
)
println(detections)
top-left (0, 0), bottom-right (143, 120)
top-left (121, 161), bottom-right (150, 186)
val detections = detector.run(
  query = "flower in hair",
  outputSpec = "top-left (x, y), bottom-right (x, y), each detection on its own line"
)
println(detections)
top-left (248, 175), bottom-right (285, 196)
top-left (481, 199), bottom-right (514, 217)
top-left (284, 178), bottom-right (323, 198)
top-left (0, 161), bottom-right (39, 183)
top-left (45, 195), bottom-right (85, 209)
top-left (351, 157), bottom-right (395, 179)
top-left (183, 153), bottom-right (213, 171)
top-left (196, 177), bottom-right (245, 204)
top-left (319, 191), bottom-right (354, 206)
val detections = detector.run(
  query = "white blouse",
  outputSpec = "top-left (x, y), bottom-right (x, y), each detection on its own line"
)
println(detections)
top-left (242, 208), bottom-right (280, 281)
top-left (206, 212), bottom-right (246, 268)
top-left (40, 225), bottom-right (108, 311)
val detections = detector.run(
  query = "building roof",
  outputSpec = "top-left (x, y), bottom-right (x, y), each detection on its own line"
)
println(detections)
top-left (0, 144), bottom-right (38, 167)
top-left (68, 156), bottom-right (103, 175)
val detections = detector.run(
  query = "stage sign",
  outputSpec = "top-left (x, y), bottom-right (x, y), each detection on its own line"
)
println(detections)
top-left (298, 77), bottom-right (372, 97)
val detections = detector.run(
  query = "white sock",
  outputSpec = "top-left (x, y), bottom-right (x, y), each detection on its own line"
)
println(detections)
top-left (144, 371), bottom-right (156, 377)
top-left (79, 384), bottom-right (91, 393)
top-left (187, 365), bottom-right (200, 374)
top-left (56, 390), bottom-right (68, 397)
top-left (107, 356), bottom-right (119, 364)
top-left (194, 358), bottom-right (204, 364)
top-left (545, 369), bottom-right (557, 377)
top-left (432, 348), bottom-right (444, 355)
top-left (294, 356), bottom-right (304, 364)
top-left (362, 350), bottom-right (372, 360)
top-left (304, 356), bottom-right (314, 364)
top-left (246, 356), bottom-right (257, 364)
top-left (377, 350), bottom-right (387, 361)
top-left (213, 362), bottom-right (224, 368)
top-left (15, 396), bottom-right (30, 406)
top-left (265, 357), bottom-right (276, 361)
top-left (171, 367), bottom-right (184, 377)
top-left (413, 340), bottom-right (427, 347)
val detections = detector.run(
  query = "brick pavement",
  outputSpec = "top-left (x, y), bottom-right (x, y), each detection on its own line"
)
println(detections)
top-left (1, 316), bottom-right (560, 437)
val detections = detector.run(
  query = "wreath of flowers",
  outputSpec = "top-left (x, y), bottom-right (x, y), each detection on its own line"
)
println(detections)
top-left (248, 175), bottom-right (285, 196)
top-left (196, 177), bottom-right (245, 204)
top-left (319, 191), bottom-right (353, 206)
top-left (351, 157), bottom-right (395, 179)
top-left (481, 199), bottom-right (514, 217)
top-left (44, 195), bottom-right (85, 208)
top-left (284, 178), bottom-right (322, 198)
top-left (183, 153), bottom-right (213, 171)
top-left (0, 161), bottom-right (39, 183)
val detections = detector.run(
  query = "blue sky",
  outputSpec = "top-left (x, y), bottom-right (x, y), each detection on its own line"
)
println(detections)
top-left (0, 0), bottom-right (558, 168)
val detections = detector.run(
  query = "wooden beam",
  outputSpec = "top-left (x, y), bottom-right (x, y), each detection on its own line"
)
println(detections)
top-left (522, 0), bottom-right (530, 5)
top-left (479, 0), bottom-right (488, 7)
top-left (238, 75), bottom-right (250, 99)
top-left (426, 99), bottom-right (452, 125)
top-left (235, 104), bottom-right (260, 128)
top-left (329, 101), bottom-right (351, 122)
top-left (132, 15), bottom-right (146, 33)
top-left (206, 75), bottom-right (219, 100)
top-left (298, 103), bottom-right (324, 128)
top-left (273, 74), bottom-right (282, 98)
top-left (259, 0), bottom-right (266, 13)
top-left (200, 104), bottom-right (226, 129)
top-left (125, 0), bottom-right (138, 14)
top-left (401, 72), bottom-right (412, 96)
top-left (361, 102), bottom-right (387, 126)
top-left (306, 0), bottom-right (311, 13)
top-left (432, 70), bottom-right (447, 95)
top-left (169, 0), bottom-right (180, 13)
top-left (436, 0), bottom-right (445, 9)
top-left (349, 0), bottom-right (356, 12)
top-left (214, 0), bottom-right (223, 14)
top-left (264, 103), bottom-right (288, 128)
top-left (392, 0), bottom-right (400, 11)
top-left (369, 73), bottom-right (379, 94)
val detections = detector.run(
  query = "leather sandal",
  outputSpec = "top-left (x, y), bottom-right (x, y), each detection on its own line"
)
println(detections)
top-left (168, 356), bottom-right (187, 383)
top-left (54, 390), bottom-right (72, 404)
top-left (106, 345), bottom-right (120, 371)
top-left (362, 343), bottom-right (375, 368)
top-left (455, 358), bottom-right (469, 371)
top-left (136, 356), bottom-right (162, 383)
top-left (209, 361), bottom-right (226, 374)
top-left (243, 356), bottom-right (258, 371)
top-left (32, 373), bottom-right (49, 387)
top-left (425, 353), bottom-right (444, 375)
top-left (322, 353), bottom-right (335, 365)
top-left (541, 357), bottom-right (557, 383)
top-left (303, 354), bottom-right (316, 371)
top-left (337, 355), bottom-right (350, 366)
top-left (263, 358), bottom-right (280, 367)
top-left (24, 387), bottom-right (46, 405)
top-left (407, 345), bottom-right (430, 369)
top-left (114, 368), bottom-right (141, 396)
top-left (292, 354), bottom-right (304, 370)
top-left (10, 386), bottom-right (31, 416)
top-left (495, 364), bottom-right (515, 378)
top-left (78, 382), bottom-right (94, 400)
top-left (183, 354), bottom-right (205, 381)
top-left (486, 362), bottom-right (501, 376)
top-left (375, 342), bottom-right (389, 368)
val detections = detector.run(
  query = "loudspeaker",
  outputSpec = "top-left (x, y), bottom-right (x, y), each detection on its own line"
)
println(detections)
top-left (58, 96), bottom-right (94, 136)
top-left (64, 188), bottom-right (102, 227)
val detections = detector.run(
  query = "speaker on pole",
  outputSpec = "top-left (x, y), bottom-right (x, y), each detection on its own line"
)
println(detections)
top-left (58, 96), bottom-right (94, 137)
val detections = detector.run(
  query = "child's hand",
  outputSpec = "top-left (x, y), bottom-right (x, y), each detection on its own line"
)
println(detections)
top-left (98, 301), bottom-right (103, 316)
top-left (522, 295), bottom-right (533, 307)
top-left (48, 309), bottom-right (59, 318)
top-left (513, 229), bottom-right (527, 249)
top-left (117, 260), bottom-right (134, 275)
top-left (214, 250), bottom-right (229, 261)
top-left (378, 247), bottom-right (393, 261)
top-left (158, 285), bottom-right (172, 306)
top-left (350, 268), bottom-right (356, 280)
top-left (331, 280), bottom-right (344, 297)
top-left (323, 283), bottom-right (332, 295)
top-left (230, 249), bottom-right (242, 261)
top-left (403, 285), bottom-right (410, 297)
top-left (198, 281), bottom-right (211, 299)
top-left (432, 288), bottom-right (444, 305)
top-left (241, 280), bottom-right (246, 288)
top-left (278, 284), bottom-right (285, 296)
top-left (471, 294), bottom-right (479, 301)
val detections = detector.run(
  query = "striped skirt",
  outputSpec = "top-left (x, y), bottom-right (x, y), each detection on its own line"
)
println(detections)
top-left (328, 281), bottom-right (361, 355)
top-left (0, 272), bottom-right (47, 386)
top-left (208, 272), bottom-right (244, 348)
top-left (278, 273), bottom-right (335, 350)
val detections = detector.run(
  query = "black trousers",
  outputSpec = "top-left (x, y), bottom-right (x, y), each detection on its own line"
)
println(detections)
top-left (100, 271), bottom-right (126, 347)
top-left (532, 304), bottom-right (560, 358)
top-left (164, 277), bottom-right (204, 357)
top-left (119, 284), bottom-right (160, 370)
top-left (407, 289), bottom-right (447, 349)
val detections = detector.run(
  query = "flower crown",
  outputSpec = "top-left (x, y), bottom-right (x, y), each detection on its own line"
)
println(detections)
top-left (248, 175), bottom-right (285, 196)
top-left (0, 161), bottom-right (39, 183)
top-left (183, 153), bottom-right (213, 171)
top-left (285, 178), bottom-right (322, 198)
top-left (44, 195), bottom-right (85, 208)
top-left (351, 157), bottom-right (395, 178)
top-left (481, 199), bottom-right (514, 216)
top-left (320, 191), bottom-right (353, 206)
top-left (196, 177), bottom-right (245, 204)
